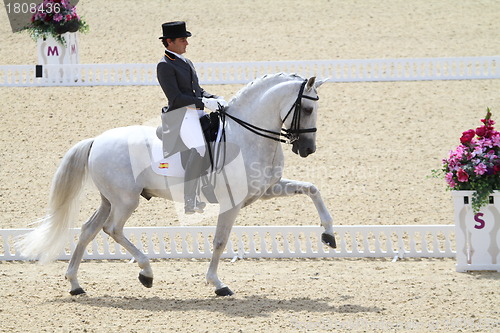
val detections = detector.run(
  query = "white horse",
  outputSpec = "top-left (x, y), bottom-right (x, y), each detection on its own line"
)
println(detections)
top-left (17, 73), bottom-right (336, 296)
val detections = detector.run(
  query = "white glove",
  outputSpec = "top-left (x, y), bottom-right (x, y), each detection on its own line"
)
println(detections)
top-left (202, 97), bottom-right (227, 111)
top-left (217, 97), bottom-right (228, 108)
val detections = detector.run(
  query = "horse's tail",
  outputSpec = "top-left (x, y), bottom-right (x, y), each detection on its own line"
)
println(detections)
top-left (16, 138), bottom-right (94, 264)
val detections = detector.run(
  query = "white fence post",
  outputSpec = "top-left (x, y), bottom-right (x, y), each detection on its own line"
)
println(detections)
top-left (0, 225), bottom-right (455, 261)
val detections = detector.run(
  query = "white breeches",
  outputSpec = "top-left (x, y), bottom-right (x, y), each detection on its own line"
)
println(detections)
top-left (180, 107), bottom-right (206, 156)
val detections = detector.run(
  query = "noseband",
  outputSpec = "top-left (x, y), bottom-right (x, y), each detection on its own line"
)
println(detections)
top-left (219, 79), bottom-right (319, 144)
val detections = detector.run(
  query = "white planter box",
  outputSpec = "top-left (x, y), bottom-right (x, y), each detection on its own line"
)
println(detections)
top-left (453, 191), bottom-right (500, 272)
top-left (37, 32), bottom-right (79, 82)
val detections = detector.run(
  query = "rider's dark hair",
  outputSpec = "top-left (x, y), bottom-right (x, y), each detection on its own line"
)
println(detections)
top-left (162, 38), bottom-right (175, 49)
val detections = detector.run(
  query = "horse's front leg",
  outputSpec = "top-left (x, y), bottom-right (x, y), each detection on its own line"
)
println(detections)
top-left (206, 206), bottom-right (241, 296)
top-left (261, 178), bottom-right (336, 248)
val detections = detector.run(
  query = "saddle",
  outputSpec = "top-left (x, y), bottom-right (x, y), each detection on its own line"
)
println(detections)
top-left (153, 109), bottom-right (223, 203)
top-left (155, 110), bottom-right (221, 148)
top-left (200, 112), bottom-right (221, 144)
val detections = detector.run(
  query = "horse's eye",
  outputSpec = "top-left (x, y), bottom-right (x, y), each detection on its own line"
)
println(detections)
top-left (303, 107), bottom-right (313, 114)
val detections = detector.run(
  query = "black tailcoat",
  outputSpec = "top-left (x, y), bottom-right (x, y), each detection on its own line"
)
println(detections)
top-left (157, 50), bottom-right (217, 111)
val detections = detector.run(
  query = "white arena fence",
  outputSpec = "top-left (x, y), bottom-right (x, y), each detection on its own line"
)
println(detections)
top-left (0, 225), bottom-right (455, 261)
top-left (0, 56), bottom-right (498, 87)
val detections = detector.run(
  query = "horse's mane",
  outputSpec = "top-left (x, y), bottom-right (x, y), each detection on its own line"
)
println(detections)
top-left (229, 72), bottom-right (304, 107)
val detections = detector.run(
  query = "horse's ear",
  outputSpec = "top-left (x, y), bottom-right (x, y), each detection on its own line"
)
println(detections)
top-left (314, 77), bottom-right (329, 89)
top-left (306, 76), bottom-right (316, 90)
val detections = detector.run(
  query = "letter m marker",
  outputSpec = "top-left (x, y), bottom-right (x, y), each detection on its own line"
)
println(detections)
top-left (47, 46), bottom-right (59, 56)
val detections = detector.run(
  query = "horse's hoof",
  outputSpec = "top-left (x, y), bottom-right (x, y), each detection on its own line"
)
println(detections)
top-left (69, 288), bottom-right (86, 296)
top-left (215, 287), bottom-right (234, 296)
top-left (321, 233), bottom-right (337, 249)
top-left (138, 273), bottom-right (153, 288)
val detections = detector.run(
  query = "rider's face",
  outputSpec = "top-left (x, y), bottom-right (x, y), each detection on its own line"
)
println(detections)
top-left (167, 37), bottom-right (189, 55)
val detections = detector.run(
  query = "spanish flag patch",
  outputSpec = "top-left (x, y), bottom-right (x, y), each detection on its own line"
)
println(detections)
top-left (159, 162), bottom-right (169, 169)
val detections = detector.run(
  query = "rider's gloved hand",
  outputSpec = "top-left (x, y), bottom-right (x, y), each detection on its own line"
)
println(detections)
top-left (202, 97), bottom-right (219, 111)
top-left (202, 97), bottom-right (227, 111)
top-left (216, 98), bottom-right (228, 109)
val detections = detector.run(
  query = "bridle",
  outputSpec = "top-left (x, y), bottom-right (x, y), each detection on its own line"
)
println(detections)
top-left (218, 79), bottom-right (319, 144)
top-left (282, 79), bottom-right (320, 143)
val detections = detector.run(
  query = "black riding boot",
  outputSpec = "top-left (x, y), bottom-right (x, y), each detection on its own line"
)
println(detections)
top-left (184, 148), bottom-right (206, 214)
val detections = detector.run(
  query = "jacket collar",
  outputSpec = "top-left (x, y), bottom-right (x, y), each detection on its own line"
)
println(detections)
top-left (165, 50), bottom-right (187, 62)
top-left (164, 50), bottom-right (194, 73)
top-left (165, 50), bottom-right (176, 61)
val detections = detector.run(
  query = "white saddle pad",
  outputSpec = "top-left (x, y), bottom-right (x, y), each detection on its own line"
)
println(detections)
top-left (151, 144), bottom-right (185, 177)
top-left (150, 118), bottom-right (224, 177)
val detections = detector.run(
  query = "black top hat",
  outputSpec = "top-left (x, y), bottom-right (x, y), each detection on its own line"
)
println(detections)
top-left (159, 21), bottom-right (192, 39)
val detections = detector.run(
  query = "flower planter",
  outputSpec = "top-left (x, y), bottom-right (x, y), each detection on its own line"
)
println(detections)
top-left (37, 32), bottom-right (79, 83)
top-left (453, 190), bottom-right (500, 272)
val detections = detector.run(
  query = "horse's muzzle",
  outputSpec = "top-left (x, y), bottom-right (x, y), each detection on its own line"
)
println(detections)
top-left (292, 139), bottom-right (316, 158)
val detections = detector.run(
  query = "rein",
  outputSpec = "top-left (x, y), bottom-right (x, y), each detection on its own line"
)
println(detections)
top-left (218, 79), bottom-right (319, 144)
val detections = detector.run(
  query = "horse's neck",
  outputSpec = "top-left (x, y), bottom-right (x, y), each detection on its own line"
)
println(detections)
top-left (224, 79), bottom-right (298, 166)
top-left (229, 79), bottom-right (297, 132)
top-left (225, 104), bottom-right (283, 161)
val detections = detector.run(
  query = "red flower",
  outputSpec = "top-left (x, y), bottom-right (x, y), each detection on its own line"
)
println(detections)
top-left (460, 129), bottom-right (475, 144)
top-left (494, 165), bottom-right (500, 174)
top-left (476, 126), bottom-right (487, 137)
top-left (457, 168), bottom-right (469, 182)
top-left (481, 118), bottom-right (495, 127)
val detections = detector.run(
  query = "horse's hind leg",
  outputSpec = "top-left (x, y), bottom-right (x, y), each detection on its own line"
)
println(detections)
top-left (66, 195), bottom-right (111, 295)
top-left (102, 196), bottom-right (154, 288)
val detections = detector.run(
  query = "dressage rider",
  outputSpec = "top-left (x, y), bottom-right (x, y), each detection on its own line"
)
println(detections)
top-left (157, 21), bottom-right (227, 214)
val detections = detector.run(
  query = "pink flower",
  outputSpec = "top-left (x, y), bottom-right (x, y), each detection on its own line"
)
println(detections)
top-left (53, 13), bottom-right (63, 22)
top-left (449, 145), bottom-right (465, 163)
top-left (472, 146), bottom-right (485, 157)
top-left (474, 163), bottom-right (487, 175)
top-left (457, 168), bottom-right (469, 182)
top-left (491, 134), bottom-right (500, 147)
top-left (482, 138), bottom-right (493, 148)
top-left (445, 173), bottom-right (456, 188)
